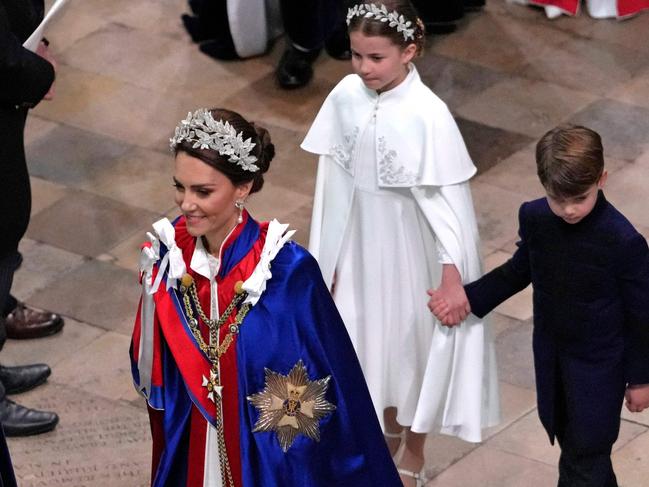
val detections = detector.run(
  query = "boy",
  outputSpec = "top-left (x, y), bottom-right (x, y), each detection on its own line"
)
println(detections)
top-left (429, 125), bottom-right (649, 487)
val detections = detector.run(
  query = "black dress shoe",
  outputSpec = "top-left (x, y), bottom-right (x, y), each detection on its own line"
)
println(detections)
top-left (188, 0), bottom-right (204, 15)
top-left (0, 364), bottom-right (51, 394)
top-left (5, 301), bottom-right (64, 339)
top-left (276, 46), bottom-right (320, 89)
top-left (199, 38), bottom-right (240, 61)
top-left (181, 13), bottom-right (210, 43)
top-left (0, 399), bottom-right (58, 437)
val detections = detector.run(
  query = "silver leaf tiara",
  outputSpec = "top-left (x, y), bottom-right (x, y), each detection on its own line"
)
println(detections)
top-left (346, 3), bottom-right (416, 42)
top-left (169, 108), bottom-right (260, 173)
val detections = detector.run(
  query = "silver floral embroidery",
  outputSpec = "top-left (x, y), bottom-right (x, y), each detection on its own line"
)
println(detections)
top-left (330, 127), bottom-right (359, 170)
top-left (377, 136), bottom-right (418, 185)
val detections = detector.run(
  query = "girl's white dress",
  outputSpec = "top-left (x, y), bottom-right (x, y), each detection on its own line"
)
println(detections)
top-left (334, 113), bottom-right (441, 425)
top-left (303, 66), bottom-right (500, 442)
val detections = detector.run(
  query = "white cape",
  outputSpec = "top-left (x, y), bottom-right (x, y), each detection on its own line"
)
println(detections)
top-left (302, 67), bottom-right (500, 441)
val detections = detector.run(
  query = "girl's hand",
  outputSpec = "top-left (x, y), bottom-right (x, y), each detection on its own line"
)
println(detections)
top-left (429, 264), bottom-right (470, 327)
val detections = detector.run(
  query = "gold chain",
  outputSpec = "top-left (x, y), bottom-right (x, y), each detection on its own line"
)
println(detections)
top-left (181, 276), bottom-right (251, 487)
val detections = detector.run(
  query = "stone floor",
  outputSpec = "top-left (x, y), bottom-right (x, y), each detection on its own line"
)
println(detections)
top-left (4, 0), bottom-right (649, 485)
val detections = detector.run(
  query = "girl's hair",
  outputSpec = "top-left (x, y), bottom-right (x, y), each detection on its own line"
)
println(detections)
top-left (347, 1), bottom-right (425, 55)
top-left (536, 124), bottom-right (604, 198)
top-left (174, 108), bottom-right (274, 194)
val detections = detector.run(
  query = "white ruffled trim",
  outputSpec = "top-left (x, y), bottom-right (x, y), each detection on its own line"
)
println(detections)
top-left (242, 219), bottom-right (296, 307)
top-left (139, 218), bottom-right (187, 295)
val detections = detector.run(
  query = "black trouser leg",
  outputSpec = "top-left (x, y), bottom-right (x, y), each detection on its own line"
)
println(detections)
top-left (557, 440), bottom-right (617, 487)
top-left (280, 0), bottom-right (345, 50)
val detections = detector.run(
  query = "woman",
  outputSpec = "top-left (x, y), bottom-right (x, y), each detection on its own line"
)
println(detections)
top-left (130, 108), bottom-right (400, 486)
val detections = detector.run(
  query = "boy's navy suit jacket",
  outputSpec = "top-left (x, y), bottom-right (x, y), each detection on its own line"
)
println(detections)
top-left (466, 191), bottom-right (649, 451)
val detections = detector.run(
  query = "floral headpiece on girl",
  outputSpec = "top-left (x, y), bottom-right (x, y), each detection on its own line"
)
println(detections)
top-left (346, 3), bottom-right (415, 42)
top-left (170, 108), bottom-right (260, 172)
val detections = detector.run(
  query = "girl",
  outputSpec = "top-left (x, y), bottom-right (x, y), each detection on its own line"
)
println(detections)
top-left (302, 2), bottom-right (500, 485)
top-left (130, 108), bottom-right (401, 486)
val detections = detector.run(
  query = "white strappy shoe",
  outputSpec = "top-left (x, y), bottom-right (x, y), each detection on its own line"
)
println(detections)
top-left (384, 430), bottom-right (405, 461)
top-left (397, 467), bottom-right (428, 487)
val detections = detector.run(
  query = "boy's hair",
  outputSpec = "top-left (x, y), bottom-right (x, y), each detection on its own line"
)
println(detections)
top-left (536, 124), bottom-right (604, 198)
top-left (347, 1), bottom-right (426, 56)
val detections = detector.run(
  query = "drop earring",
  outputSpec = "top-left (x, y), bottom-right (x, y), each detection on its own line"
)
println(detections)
top-left (235, 199), bottom-right (245, 224)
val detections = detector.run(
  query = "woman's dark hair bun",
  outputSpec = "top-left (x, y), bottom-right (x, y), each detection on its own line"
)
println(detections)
top-left (252, 123), bottom-right (274, 173)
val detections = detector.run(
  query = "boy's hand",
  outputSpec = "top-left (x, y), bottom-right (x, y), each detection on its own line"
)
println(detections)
top-left (625, 384), bottom-right (649, 413)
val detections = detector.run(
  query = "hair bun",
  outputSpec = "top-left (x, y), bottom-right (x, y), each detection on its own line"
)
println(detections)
top-left (252, 123), bottom-right (274, 173)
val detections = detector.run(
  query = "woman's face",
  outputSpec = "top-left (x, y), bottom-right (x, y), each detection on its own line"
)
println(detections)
top-left (173, 151), bottom-right (252, 251)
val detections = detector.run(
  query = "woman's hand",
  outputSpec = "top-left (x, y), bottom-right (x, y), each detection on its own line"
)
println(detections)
top-left (36, 39), bottom-right (56, 100)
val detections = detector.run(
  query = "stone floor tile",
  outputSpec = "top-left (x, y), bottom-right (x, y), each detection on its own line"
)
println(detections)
top-left (77, 146), bottom-right (178, 213)
top-left (457, 77), bottom-right (597, 138)
top-left (518, 36), bottom-right (645, 97)
top-left (245, 181), bottom-right (313, 227)
top-left (60, 22), bottom-right (268, 98)
top-left (621, 403), bottom-right (649, 428)
top-left (418, 54), bottom-right (507, 110)
top-left (12, 238), bottom-right (85, 300)
top-left (488, 410), bottom-right (559, 466)
top-left (470, 180), bottom-right (525, 252)
top-left (263, 123), bottom-right (318, 197)
top-left (281, 204), bottom-right (314, 249)
top-left (7, 383), bottom-right (150, 487)
top-left (605, 150), bottom-right (649, 229)
top-left (29, 176), bottom-right (68, 218)
top-left (495, 319), bottom-right (536, 390)
top-left (110, 0), bottom-right (188, 40)
top-left (483, 250), bottom-right (533, 321)
top-left (30, 66), bottom-right (213, 149)
top-left (27, 191), bottom-right (158, 257)
top-left (1, 318), bottom-right (104, 368)
top-left (568, 99), bottom-right (649, 161)
top-left (431, 10), bottom-right (573, 73)
top-left (475, 143), bottom-right (545, 199)
top-left (107, 226), bottom-right (156, 273)
top-left (25, 123), bottom-right (132, 186)
top-left (483, 382), bottom-right (538, 441)
top-left (423, 433), bottom-right (479, 480)
top-left (489, 311), bottom-right (526, 339)
top-left (225, 73), bottom-right (337, 134)
top-left (23, 115), bottom-right (59, 146)
top-left (426, 444), bottom-right (558, 486)
top-left (457, 118), bottom-right (535, 174)
top-left (45, 7), bottom-right (108, 53)
top-left (53, 332), bottom-right (139, 403)
top-left (26, 260), bottom-right (140, 335)
top-left (609, 67), bottom-right (649, 111)
top-left (490, 411), bottom-right (647, 467)
top-left (584, 14), bottom-right (649, 54)
top-left (613, 430), bottom-right (649, 487)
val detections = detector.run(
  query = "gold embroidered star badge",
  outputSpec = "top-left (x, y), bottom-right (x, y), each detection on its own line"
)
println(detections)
top-left (247, 360), bottom-right (336, 452)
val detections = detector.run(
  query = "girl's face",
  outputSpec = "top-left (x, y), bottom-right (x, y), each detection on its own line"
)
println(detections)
top-left (173, 151), bottom-right (252, 251)
top-left (349, 30), bottom-right (416, 93)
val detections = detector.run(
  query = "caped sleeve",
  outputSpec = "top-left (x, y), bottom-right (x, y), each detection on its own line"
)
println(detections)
top-left (465, 203), bottom-right (533, 318)
top-left (0, 2), bottom-right (54, 108)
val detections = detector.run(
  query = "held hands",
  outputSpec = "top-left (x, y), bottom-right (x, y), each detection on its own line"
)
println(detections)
top-left (625, 384), bottom-right (649, 413)
top-left (36, 39), bottom-right (56, 100)
top-left (426, 264), bottom-right (470, 327)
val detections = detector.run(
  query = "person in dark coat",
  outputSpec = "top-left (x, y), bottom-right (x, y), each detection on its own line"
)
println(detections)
top-left (429, 125), bottom-right (649, 487)
top-left (413, 0), bottom-right (485, 34)
top-left (181, 0), bottom-right (350, 89)
top-left (0, 0), bottom-right (62, 451)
